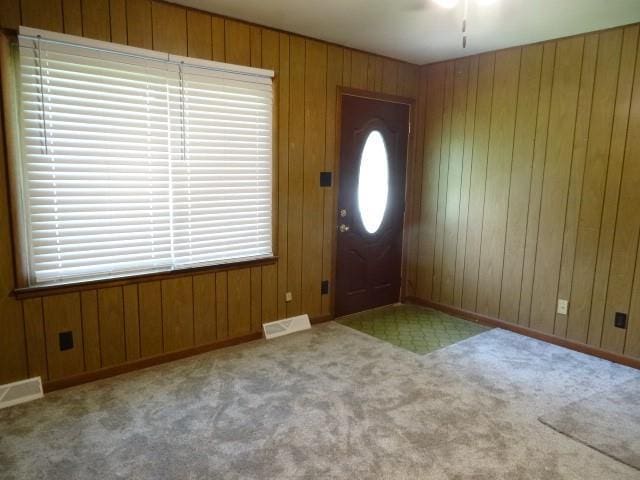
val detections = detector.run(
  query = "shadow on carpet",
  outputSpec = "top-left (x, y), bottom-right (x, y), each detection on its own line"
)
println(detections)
top-left (539, 377), bottom-right (640, 471)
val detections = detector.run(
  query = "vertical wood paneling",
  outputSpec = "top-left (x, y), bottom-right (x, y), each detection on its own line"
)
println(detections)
top-left (286, 36), bottom-right (305, 316)
top-left (43, 293), bottom-right (84, 380)
top-left (21, 0), bottom-right (63, 31)
top-left (498, 44), bottom-right (543, 322)
top-left (529, 37), bottom-right (583, 334)
top-left (225, 19), bottom-right (250, 66)
top-left (80, 290), bottom-right (101, 371)
top-left (415, 63), bottom-right (445, 300)
top-left (452, 57), bottom-right (478, 307)
top-left (211, 16), bottom-right (225, 61)
top-left (109, 0), bottom-right (127, 44)
top-left (98, 287), bottom-right (126, 366)
top-left (193, 273), bottom-right (216, 345)
top-left (431, 61), bottom-right (454, 303)
top-left (82, 0), bottom-right (110, 40)
top-left (123, 284), bottom-right (140, 360)
top-left (0, 0), bottom-right (20, 29)
top-left (595, 25), bottom-right (639, 351)
top-left (623, 37), bottom-right (640, 358)
top-left (139, 281), bottom-right (162, 357)
top-left (215, 271), bottom-right (228, 339)
top-left (461, 53), bottom-right (495, 311)
top-left (4, 0), bottom-right (425, 386)
top-left (23, 298), bottom-right (48, 380)
top-left (568, 30), bottom-right (623, 342)
top-left (277, 33), bottom-right (290, 318)
top-left (440, 59), bottom-right (469, 305)
top-left (261, 264), bottom-right (278, 324)
top-left (151, 1), bottom-right (186, 55)
top-left (62, 0), bottom-right (83, 35)
top-left (518, 42), bottom-right (556, 327)
top-left (476, 48), bottom-right (521, 317)
top-left (227, 269), bottom-right (251, 336)
top-left (351, 51), bottom-right (368, 89)
top-left (412, 24), bottom-right (640, 360)
top-left (321, 44), bottom-right (343, 315)
top-left (187, 10), bottom-right (212, 60)
top-left (161, 277), bottom-right (194, 352)
top-left (553, 34), bottom-right (598, 336)
top-left (301, 40), bottom-right (327, 317)
top-left (251, 267), bottom-right (262, 332)
top-left (126, 0), bottom-right (152, 49)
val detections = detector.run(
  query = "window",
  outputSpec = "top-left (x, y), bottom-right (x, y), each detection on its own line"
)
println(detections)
top-left (357, 130), bottom-right (389, 234)
top-left (14, 27), bottom-right (273, 287)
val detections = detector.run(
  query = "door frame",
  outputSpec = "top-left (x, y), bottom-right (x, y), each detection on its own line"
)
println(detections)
top-left (330, 87), bottom-right (417, 317)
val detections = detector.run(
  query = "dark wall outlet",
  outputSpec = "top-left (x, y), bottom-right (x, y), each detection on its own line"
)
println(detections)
top-left (614, 312), bottom-right (627, 329)
top-left (320, 171), bottom-right (332, 187)
top-left (59, 331), bottom-right (74, 351)
top-left (321, 280), bottom-right (329, 295)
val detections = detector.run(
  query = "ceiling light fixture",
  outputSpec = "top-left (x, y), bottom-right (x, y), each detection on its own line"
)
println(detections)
top-left (431, 0), bottom-right (498, 48)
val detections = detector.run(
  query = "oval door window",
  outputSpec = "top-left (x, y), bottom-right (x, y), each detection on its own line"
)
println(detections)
top-left (357, 130), bottom-right (389, 234)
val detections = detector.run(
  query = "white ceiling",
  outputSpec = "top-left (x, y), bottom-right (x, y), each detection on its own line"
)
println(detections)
top-left (173, 0), bottom-right (640, 64)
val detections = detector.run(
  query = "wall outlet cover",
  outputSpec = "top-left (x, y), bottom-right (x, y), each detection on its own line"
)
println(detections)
top-left (285, 292), bottom-right (293, 302)
top-left (557, 299), bottom-right (569, 315)
top-left (614, 312), bottom-right (627, 329)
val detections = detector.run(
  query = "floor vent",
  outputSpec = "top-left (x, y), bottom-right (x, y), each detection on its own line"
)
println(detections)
top-left (263, 314), bottom-right (311, 339)
top-left (0, 377), bottom-right (43, 410)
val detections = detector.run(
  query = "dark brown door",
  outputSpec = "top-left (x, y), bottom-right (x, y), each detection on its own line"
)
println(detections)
top-left (334, 94), bottom-right (410, 317)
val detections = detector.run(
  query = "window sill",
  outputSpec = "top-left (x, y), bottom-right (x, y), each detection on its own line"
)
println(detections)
top-left (13, 256), bottom-right (278, 300)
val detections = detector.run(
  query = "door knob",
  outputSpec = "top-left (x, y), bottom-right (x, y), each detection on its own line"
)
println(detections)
top-left (339, 224), bottom-right (350, 233)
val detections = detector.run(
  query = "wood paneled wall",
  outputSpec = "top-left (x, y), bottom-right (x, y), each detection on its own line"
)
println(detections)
top-left (406, 23), bottom-right (640, 359)
top-left (0, 0), bottom-right (418, 385)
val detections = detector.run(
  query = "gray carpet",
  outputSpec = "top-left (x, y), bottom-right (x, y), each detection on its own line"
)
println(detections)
top-left (1, 322), bottom-right (639, 479)
top-left (539, 377), bottom-right (640, 471)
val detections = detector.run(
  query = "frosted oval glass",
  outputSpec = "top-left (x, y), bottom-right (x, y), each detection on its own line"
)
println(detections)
top-left (357, 130), bottom-right (389, 234)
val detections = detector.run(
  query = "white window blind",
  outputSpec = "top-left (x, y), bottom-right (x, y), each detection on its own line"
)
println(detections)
top-left (17, 28), bottom-right (273, 286)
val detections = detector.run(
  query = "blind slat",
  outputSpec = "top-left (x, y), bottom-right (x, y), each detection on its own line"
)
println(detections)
top-left (18, 31), bottom-right (273, 286)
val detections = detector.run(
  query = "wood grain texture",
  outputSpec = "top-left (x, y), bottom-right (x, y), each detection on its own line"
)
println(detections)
top-left (82, 0), bottom-right (110, 40)
top-left (123, 284), bottom-right (140, 360)
top-left (412, 24), bottom-right (640, 360)
top-left (126, 0), bottom-right (152, 49)
top-left (21, 0), bottom-right (63, 31)
top-left (23, 298), bottom-right (48, 380)
top-left (80, 290), bottom-right (101, 371)
top-left (109, 0), bottom-right (127, 44)
top-left (187, 9), bottom-right (212, 60)
top-left (1, 0), bottom-right (421, 387)
top-left (193, 273), bottom-right (216, 345)
top-left (98, 287), bottom-right (126, 367)
top-left (62, 0), bottom-right (83, 35)
top-left (43, 293), bottom-right (84, 380)
top-left (161, 276), bottom-right (194, 352)
top-left (138, 281), bottom-right (162, 357)
top-left (151, 0), bottom-right (186, 55)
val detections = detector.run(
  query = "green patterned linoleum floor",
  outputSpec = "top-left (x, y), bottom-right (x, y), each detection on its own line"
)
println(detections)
top-left (337, 303), bottom-right (491, 354)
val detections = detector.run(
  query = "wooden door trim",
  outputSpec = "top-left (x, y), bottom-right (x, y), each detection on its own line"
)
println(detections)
top-left (332, 89), bottom-right (415, 317)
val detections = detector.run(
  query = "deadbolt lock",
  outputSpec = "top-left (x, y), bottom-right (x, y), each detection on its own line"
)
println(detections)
top-left (339, 208), bottom-right (347, 218)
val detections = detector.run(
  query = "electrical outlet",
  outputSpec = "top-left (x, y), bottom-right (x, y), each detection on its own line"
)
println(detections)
top-left (614, 312), bottom-right (627, 329)
top-left (59, 331), bottom-right (74, 351)
top-left (285, 292), bottom-right (293, 302)
top-left (557, 299), bottom-right (569, 315)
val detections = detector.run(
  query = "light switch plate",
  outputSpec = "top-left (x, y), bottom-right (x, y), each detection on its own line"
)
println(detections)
top-left (557, 299), bottom-right (569, 315)
top-left (285, 292), bottom-right (293, 302)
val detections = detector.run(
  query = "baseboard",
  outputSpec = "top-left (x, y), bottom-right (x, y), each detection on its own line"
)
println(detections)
top-left (44, 313), bottom-right (336, 393)
top-left (405, 296), bottom-right (640, 371)
top-left (310, 314), bottom-right (334, 325)
top-left (43, 332), bottom-right (263, 392)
